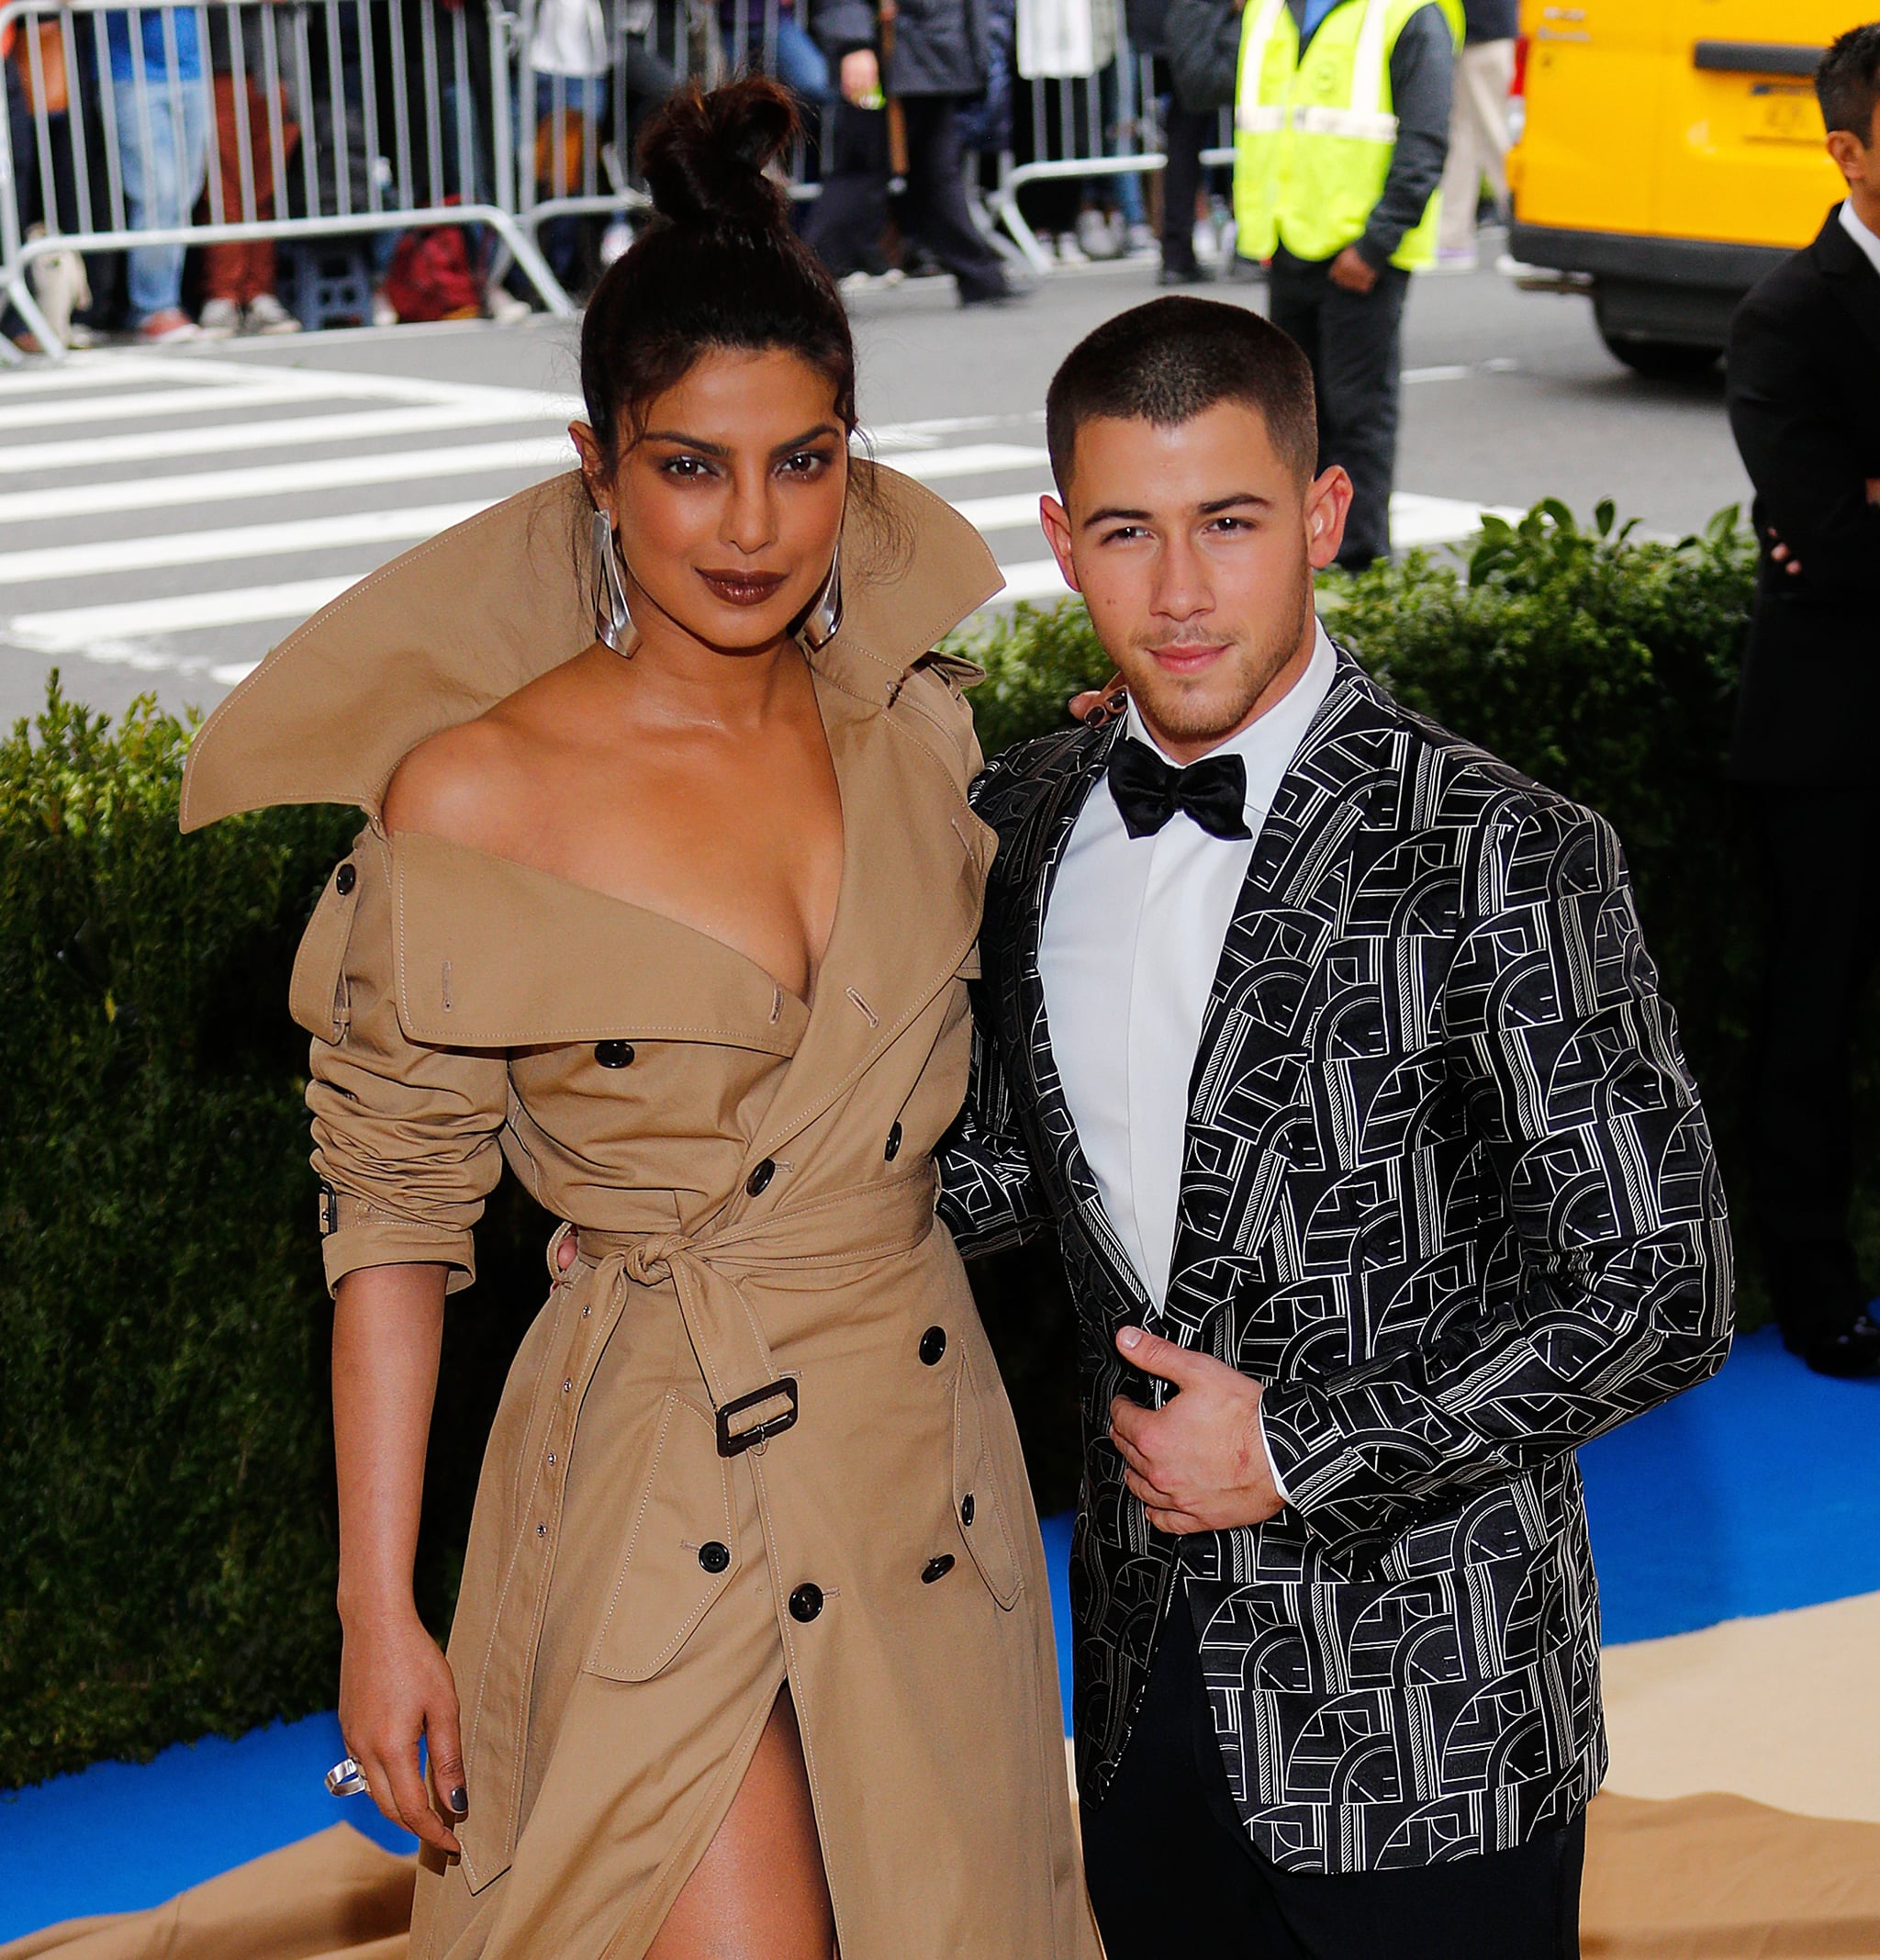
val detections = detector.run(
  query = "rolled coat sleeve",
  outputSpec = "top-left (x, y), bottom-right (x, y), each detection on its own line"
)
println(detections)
top-left (296, 831), bottom-right (509, 1295)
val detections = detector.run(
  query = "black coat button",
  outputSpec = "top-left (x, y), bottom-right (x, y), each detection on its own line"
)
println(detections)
top-left (595, 1040), bottom-right (635, 1069)
top-left (746, 1159), bottom-right (776, 1197)
top-left (884, 1121), bottom-right (903, 1161)
top-left (960, 1493), bottom-right (975, 1528)
top-left (919, 1326), bottom-right (946, 1366)
top-left (335, 862), bottom-right (357, 895)
top-left (698, 1540), bottom-right (731, 1574)
top-left (922, 1555), bottom-right (956, 1584)
top-left (789, 1582), bottom-right (823, 1623)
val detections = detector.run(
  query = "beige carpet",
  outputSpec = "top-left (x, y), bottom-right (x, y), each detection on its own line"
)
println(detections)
top-left (1602, 1590), bottom-right (1880, 1824)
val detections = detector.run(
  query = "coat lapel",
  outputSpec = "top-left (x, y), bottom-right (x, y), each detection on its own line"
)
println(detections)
top-left (997, 721), bottom-right (1152, 1308)
top-left (747, 668), bottom-right (995, 1164)
top-left (1156, 652), bottom-right (1404, 1339)
top-left (1815, 204), bottom-right (1880, 370)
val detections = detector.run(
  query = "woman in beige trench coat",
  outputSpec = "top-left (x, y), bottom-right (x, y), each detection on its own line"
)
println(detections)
top-left (176, 80), bottom-right (1100, 1960)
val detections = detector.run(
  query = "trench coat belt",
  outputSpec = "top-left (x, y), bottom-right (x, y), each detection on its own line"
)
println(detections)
top-left (566, 1167), bottom-right (939, 1455)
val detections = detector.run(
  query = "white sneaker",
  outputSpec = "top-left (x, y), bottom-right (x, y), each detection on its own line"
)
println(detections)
top-left (1192, 218), bottom-right (1220, 266)
top-left (137, 308), bottom-right (200, 343)
top-left (1055, 231), bottom-right (1090, 267)
top-left (487, 286), bottom-right (532, 325)
top-left (1075, 207), bottom-right (1122, 262)
top-left (242, 293), bottom-right (301, 334)
top-left (1125, 220), bottom-right (1158, 261)
top-left (197, 297), bottom-right (241, 338)
top-left (371, 287), bottom-right (398, 328)
top-left (1431, 244), bottom-right (1478, 274)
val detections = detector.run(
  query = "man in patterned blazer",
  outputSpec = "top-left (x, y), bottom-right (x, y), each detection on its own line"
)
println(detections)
top-left (937, 297), bottom-right (1733, 1958)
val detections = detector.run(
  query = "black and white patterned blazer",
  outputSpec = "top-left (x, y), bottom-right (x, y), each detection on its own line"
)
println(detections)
top-left (937, 649), bottom-right (1733, 1873)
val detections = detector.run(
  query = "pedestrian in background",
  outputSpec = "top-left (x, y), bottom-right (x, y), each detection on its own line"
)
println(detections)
top-left (199, 2), bottom-right (302, 337)
top-left (1435, 0), bottom-right (1514, 271)
top-left (1725, 21), bottom-right (1880, 1381)
top-left (105, 3), bottom-right (211, 341)
top-left (1233, 0), bottom-right (1458, 568)
top-left (807, 0), bottom-right (1020, 302)
top-left (1138, 0), bottom-right (1235, 283)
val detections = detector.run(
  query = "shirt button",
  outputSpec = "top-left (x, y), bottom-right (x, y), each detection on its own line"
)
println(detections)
top-left (884, 1121), bottom-right (903, 1162)
top-left (960, 1493), bottom-right (975, 1528)
top-left (334, 862), bottom-right (357, 895)
top-left (699, 1540), bottom-right (732, 1574)
top-left (919, 1326), bottom-right (946, 1366)
top-left (789, 1582), bottom-right (824, 1623)
top-left (595, 1040), bottom-right (635, 1069)
top-left (921, 1555), bottom-right (956, 1584)
top-left (746, 1159), bottom-right (776, 1197)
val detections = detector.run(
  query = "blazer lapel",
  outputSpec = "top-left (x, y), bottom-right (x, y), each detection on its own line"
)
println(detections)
top-left (1156, 653), bottom-right (1404, 1339)
top-left (998, 720), bottom-right (1152, 1308)
top-left (1814, 204), bottom-right (1880, 368)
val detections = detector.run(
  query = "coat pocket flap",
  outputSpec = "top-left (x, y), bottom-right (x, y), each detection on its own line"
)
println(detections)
top-left (953, 1351), bottom-right (1024, 1610)
top-left (289, 855), bottom-right (362, 1041)
top-left (586, 1393), bottom-right (739, 1682)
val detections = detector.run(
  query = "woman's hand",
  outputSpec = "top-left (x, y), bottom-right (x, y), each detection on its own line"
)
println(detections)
top-left (339, 1601), bottom-right (467, 1854)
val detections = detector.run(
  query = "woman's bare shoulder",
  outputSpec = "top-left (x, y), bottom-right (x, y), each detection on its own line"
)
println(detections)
top-left (381, 714), bottom-right (531, 850)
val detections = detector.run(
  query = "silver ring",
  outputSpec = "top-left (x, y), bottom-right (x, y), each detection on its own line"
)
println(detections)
top-left (325, 1755), bottom-right (369, 1798)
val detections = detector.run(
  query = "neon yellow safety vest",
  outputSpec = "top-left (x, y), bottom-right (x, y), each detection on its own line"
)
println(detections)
top-left (1233, 0), bottom-right (1462, 273)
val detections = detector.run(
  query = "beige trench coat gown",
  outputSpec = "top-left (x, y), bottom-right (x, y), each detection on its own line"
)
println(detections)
top-left (179, 465), bottom-right (1102, 1960)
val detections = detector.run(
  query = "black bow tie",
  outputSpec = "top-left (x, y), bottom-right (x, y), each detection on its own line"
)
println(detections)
top-left (1106, 737), bottom-right (1253, 841)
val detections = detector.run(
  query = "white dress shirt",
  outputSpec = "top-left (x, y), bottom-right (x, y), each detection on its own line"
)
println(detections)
top-left (1840, 196), bottom-right (1880, 280)
top-left (1037, 625), bottom-right (1339, 1495)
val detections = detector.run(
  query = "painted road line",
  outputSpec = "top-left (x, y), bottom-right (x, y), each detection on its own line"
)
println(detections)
top-left (948, 492), bottom-right (1047, 533)
top-left (1390, 493), bottom-right (1525, 546)
top-left (0, 353), bottom-right (243, 398)
top-left (0, 502), bottom-right (495, 586)
top-left (991, 558), bottom-right (1074, 604)
top-left (885, 444), bottom-right (1052, 485)
top-left (0, 377), bottom-right (362, 435)
top-left (0, 439), bottom-right (573, 525)
top-left (0, 400), bottom-right (576, 475)
top-left (8, 578), bottom-right (355, 653)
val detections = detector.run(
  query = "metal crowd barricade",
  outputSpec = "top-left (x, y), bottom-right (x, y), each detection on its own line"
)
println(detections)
top-left (0, 0), bottom-right (573, 361)
top-left (501, 0), bottom-right (827, 254)
top-left (985, 44), bottom-right (1237, 274)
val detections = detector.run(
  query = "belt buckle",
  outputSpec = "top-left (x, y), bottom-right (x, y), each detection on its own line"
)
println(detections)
top-left (716, 1378), bottom-right (800, 1457)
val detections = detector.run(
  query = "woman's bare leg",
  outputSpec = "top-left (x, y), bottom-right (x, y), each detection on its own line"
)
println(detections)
top-left (646, 1686), bottom-right (835, 1960)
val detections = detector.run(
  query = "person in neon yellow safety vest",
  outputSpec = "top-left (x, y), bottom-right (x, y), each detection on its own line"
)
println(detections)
top-left (1233, 0), bottom-right (1461, 566)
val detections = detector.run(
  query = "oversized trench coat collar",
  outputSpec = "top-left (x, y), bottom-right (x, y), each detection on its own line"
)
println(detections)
top-left (178, 459), bottom-right (1002, 831)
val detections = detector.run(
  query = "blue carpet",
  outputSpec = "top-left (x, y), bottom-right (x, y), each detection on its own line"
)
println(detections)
top-left (4, 1325), bottom-right (1874, 1942)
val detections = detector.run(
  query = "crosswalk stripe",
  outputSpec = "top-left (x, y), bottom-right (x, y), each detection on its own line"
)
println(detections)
top-left (881, 444), bottom-right (1052, 485)
top-left (0, 353), bottom-right (242, 398)
top-left (0, 439), bottom-right (574, 526)
top-left (0, 377), bottom-right (359, 436)
top-left (10, 578), bottom-right (356, 652)
top-left (0, 502), bottom-right (496, 586)
top-left (0, 400), bottom-right (576, 475)
top-left (948, 491), bottom-right (1046, 533)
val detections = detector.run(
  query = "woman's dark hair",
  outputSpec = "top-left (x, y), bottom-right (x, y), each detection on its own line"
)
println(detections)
top-left (579, 77), bottom-right (856, 467)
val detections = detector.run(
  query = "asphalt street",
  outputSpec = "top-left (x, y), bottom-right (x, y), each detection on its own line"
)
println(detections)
top-left (0, 249), bottom-right (1752, 728)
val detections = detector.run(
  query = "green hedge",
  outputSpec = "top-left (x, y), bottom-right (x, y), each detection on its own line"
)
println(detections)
top-left (3, 502), bottom-right (1863, 1790)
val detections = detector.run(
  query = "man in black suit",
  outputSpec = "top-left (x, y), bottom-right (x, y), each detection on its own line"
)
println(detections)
top-left (1726, 21), bottom-right (1880, 1378)
top-left (938, 297), bottom-right (1733, 1959)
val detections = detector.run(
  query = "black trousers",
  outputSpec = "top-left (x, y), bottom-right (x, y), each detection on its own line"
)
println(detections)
top-left (803, 95), bottom-right (1009, 299)
top-left (1267, 246), bottom-right (1411, 570)
top-left (1159, 94), bottom-right (1213, 274)
top-left (1746, 782), bottom-right (1880, 1336)
top-left (1082, 1603), bottom-right (1585, 1960)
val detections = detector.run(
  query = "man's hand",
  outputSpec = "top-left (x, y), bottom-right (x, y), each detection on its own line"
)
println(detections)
top-left (1068, 673), bottom-right (1126, 724)
top-left (1107, 1326), bottom-right (1284, 1534)
top-left (840, 47), bottom-right (880, 105)
top-left (1328, 245), bottom-right (1378, 295)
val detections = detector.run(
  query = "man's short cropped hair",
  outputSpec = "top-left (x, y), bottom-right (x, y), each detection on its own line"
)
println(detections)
top-left (1045, 296), bottom-right (1318, 496)
top-left (1818, 22), bottom-right (1880, 140)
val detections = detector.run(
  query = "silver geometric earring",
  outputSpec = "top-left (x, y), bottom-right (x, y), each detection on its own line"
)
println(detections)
top-left (794, 540), bottom-right (843, 653)
top-left (592, 508), bottom-right (635, 654)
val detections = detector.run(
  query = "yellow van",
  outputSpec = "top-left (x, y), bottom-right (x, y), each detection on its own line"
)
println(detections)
top-left (1506, 0), bottom-right (1865, 375)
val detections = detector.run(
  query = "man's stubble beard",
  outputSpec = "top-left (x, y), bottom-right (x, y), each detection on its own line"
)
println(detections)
top-left (1125, 554), bottom-right (1315, 750)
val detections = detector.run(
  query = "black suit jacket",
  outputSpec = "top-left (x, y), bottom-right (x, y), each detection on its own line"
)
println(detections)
top-left (938, 653), bottom-right (1734, 1872)
top-left (1726, 204), bottom-right (1880, 785)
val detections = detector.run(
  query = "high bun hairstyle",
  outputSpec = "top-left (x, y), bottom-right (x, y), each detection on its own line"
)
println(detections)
top-left (578, 77), bottom-right (857, 470)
